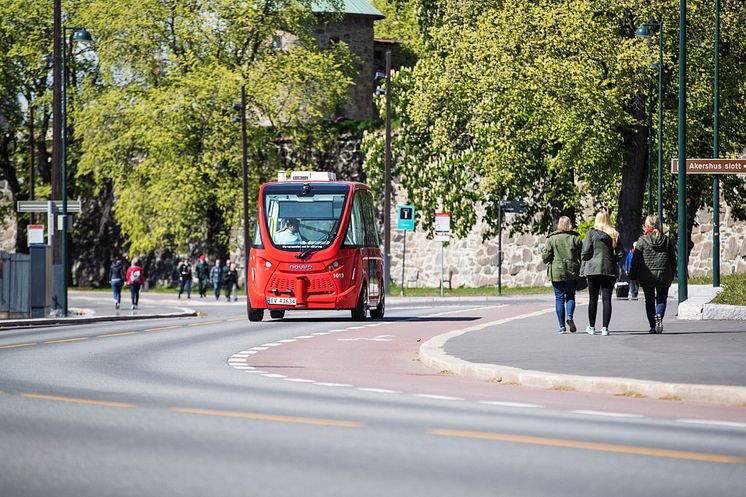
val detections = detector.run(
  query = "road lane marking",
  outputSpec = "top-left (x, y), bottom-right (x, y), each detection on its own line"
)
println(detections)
top-left (283, 378), bottom-right (316, 383)
top-left (97, 331), bottom-right (138, 337)
top-left (143, 325), bottom-right (180, 332)
top-left (21, 393), bottom-right (134, 408)
top-left (276, 339), bottom-right (296, 343)
top-left (260, 343), bottom-right (282, 347)
top-left (312, 332), bottom-right (331, 335)
top-left (172, 407), bottom-right (363, 428)
top-left (0, 343), bottom-right (35, 349)
top-left (260, 374), bottom-right (287, 378)
top-left (337, 334), bottom-right (395, 342)
top-left (227, 317), bottom-right (245, 321)
top-left (677, 419), bottom-right (746, 429)
top-left (314, 382), bottom-right (353, 387)
top-left (250, 347), bottom-right (268, 350)
top-left (414, 394), bottom-right (464, 401)
top-left (188, 320), bottom-right (224, 326)
top-left (44, 337), bottom-right (88, 344)
top-left (571, 410), bottom-right (644, 418)
top-left (357, 388), bottom-right (401, 394)
top-left (428, 428), bottom-right (746, 464)
top-left (295, 335), bottom-right (314, 339)
top-left (480, 401), bottom-right (544, 408)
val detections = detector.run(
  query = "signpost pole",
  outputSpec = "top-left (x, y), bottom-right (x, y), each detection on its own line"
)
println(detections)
top-left (401, 231), bottom-right (405, 296)
top-left (713, 0), bottom-right (720, 288)
top-left (497, 202), bottom-right (503, 296)
top-left (677, 0), bottom-right (688, 303)
top-left (440, 242), bottom-right (444, 298)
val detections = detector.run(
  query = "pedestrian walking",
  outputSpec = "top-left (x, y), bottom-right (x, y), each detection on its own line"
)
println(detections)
top-left (580, 210), bottom-right (624, 336)
top-left (177, 257), bottom-right (192, 299)
top-left (629, 214), bottom-right (677, 334)
top-left (542, 216), bottom-right (582, 334)
top-left (126, 258), bottom-right (145, 310)
top-left (225, 263), bottom-right (239, 302)
top-left (210, 259), bottom-right (222, 300)
top-left (109, 257), bottom-right (125, 309)
top-left (623, 242), bottom-right (639, 299)
top-left (222, 259), bottom-right (233, 301)
top-left (195, 255), bottom-right (209, 298)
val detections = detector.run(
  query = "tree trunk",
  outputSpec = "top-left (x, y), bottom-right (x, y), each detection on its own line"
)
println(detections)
top-left (617, 93), bottom-right (648, 254)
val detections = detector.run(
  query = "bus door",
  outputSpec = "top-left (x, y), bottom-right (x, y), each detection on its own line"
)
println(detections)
top-left (360, 190), bottom-right (382, 301)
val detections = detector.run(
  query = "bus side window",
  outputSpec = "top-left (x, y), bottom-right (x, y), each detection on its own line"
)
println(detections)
top-left (344, 192), bottom-right (365, 247)
top-left (252, 224), bottom-right (263, 248)
top-left (361, 191), bottom-right (380, 247)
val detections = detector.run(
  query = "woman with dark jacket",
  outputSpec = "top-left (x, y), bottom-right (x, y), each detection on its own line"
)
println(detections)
top-left (581, 210), bottom-right (624, 336)
top-left (542, 216), bottom-right (582, 334)
top-left (109, 258), bottom-right (125, 309)
top-left (630, 214), bottom-right (677, 333)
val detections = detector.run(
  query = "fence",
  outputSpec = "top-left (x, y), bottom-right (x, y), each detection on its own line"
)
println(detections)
top-left (0, 251), bottom-right (30, 318)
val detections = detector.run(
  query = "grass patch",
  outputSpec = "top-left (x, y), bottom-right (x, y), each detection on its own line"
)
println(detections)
top-left (550, 385), bottom-right (576, 392)
top-left (439, 370), bottom-right (455, 376)
top-left (659, 395), bottom-right (682, 401)
top-left (391, 283), bottom-right (550, 297)
top-left (616, 391), bottom-right (646, 398)
top-left (712, 272), bottom-right (746, 306)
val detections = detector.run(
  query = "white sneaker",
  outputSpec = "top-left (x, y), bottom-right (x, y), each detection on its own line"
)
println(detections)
top-left (601, 327), bottom-right (609, 336)
top-left (586, 325), bottom-right (596, 335)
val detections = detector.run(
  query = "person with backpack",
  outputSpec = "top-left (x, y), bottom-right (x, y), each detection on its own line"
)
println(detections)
top-left (109, 257), bottom-right (125, 309)
top-left (126, 258), bottom-right (145, 310)
top-left (542, 216), bottom-right (582, 334)
top-left (195, 255), bottom-right (209, 298)
top-left (210, 259), bottom-right (222, 301)
top-left (630, 214), bottom-right (677, 333)
top-left (581, 210), bottom-right (624, 336)
top-left (177, 257), bottom-right (193, 299)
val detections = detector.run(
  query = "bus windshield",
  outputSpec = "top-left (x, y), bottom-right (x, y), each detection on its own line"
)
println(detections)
top-left (264, 190), bottom-right (348, 251)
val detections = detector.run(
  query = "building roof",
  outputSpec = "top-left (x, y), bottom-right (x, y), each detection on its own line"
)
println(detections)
top-left (311, 0), bottom-right (385, 19)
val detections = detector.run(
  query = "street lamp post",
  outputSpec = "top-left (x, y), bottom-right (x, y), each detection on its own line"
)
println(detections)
top-left (60, 25), bottom-right (92, 317)
top-left (713, 0), bottom-right (721, 287)
top-left (384, 50), bottom-right (392, 296)
top-left (677, 0), bottom-right (688, 303)
top-left (635, 21), bottom-right (664, 226)
top-left (233, 86), bottom-right (250, 300)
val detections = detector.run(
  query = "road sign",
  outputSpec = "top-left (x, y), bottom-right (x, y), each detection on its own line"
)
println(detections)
top-left (397, 205), bottom-right (415, 230)
top-left (434, 212), bottom-right (451, 242)
top-left (28, 225), bottom-right (44, 244)
top-left (499, 199), bottom-right (527, 213)
top-left (17, 200), bottom-right (82, 213)
top-left (671, 158), bottom-right (746, 174)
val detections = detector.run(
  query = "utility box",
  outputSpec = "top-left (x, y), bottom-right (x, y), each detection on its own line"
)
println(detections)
top-left (29, 244), bottom-right (52, 318)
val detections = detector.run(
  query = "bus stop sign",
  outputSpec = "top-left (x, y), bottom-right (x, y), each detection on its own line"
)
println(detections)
top-left (397, 205), bottom-right (415, 230)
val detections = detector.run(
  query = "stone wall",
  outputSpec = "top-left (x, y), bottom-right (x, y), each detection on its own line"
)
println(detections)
top-left (0, 181), bottom-right (16, 252)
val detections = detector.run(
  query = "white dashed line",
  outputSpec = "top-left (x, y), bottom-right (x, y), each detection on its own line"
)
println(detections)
top-left (260, 374), bottom-right (287, 378)
top-left (250, 347), bottom-right (269, 351)
top-left (480, 401), bottom-right (544, 408)
top-left (276, 339), bottom-right (297, 343)
top-left (347, 326), bottom-right (365, 330)
top-left (357, 388), bottom-right (401, 394)
top-left (294, 335), bottom-right (314, 339)
top-left (571, 410), bottom-right (644, 418)
top-left (676, 419), bottom-right (746, 429)
top-left (327, 329), bottom-right (346, 333)
top-left (231, 366), bottom-right (254, 370)
top-left (283, 378), bottom-right (316, 383)
top-left (314, 382), bottom-right (353, 387)
top-left (413, 394), bottom-right (464, 401)
top-left (243, 370), bottom-right (266, 374)
top-left (260, 343), bottom-right (282, 347)
top-left (312, 332), bottom-right (331, 336)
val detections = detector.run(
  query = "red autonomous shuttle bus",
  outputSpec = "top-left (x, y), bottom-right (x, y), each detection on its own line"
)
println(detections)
top-left (246, 171), bottom-right (384, 322)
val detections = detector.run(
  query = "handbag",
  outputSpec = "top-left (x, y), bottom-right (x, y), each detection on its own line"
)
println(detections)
top-left (575, 277), bottom-right (588, 291)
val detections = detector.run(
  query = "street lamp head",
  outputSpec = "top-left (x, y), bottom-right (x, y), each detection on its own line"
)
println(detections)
top-left (635, 24), bottom-right (652, 38)
top-left (232, 102), bottom-right (243, 111)
top-left (73, 28), bottom-right (93, 42)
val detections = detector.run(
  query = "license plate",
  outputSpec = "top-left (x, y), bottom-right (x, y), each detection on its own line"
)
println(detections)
top-left (267, 297), bottom-right (296, 305)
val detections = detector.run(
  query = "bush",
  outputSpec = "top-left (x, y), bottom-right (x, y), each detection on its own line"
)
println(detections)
top-left (712, 273), bottom-right (746, 306)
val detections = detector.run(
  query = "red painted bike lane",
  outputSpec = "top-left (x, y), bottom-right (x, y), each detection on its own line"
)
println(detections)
top-left (228, 303), bottom-right (746, 424)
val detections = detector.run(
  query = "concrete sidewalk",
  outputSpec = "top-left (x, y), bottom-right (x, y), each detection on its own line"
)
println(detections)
top-left (421, 295), bottom-right (746, 406)
top-left (0, 291), bottom-right (197, 329)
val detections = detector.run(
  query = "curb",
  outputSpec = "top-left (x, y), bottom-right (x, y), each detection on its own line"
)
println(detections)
top-left (0, 309), bottom-right (198, 330)
top-left (419, 312), bottom-right (746, 407)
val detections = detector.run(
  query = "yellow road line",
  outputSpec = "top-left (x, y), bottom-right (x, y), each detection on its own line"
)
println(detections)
top-left (97, 331), bottom-right (138, 338)
top-left (143, 325), bottom-right (180, 332)
top-left (0, 343), bottom-right (35, 349)
top-left (429, 429), bottom-right (746, 464)
top-left (173, 407), bottom-right (363, 428)
top-left (21, 393), bottom-right (134, 408)
top-left (227, 317), bottom-right (245, 322)
top-left (187, 320), bottom-right (224, 326)
top-left (44, 337), bottom-right (88, 344)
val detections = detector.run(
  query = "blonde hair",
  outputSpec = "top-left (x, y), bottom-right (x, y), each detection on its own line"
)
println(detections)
top-left (644, 214), bottom-right (660, 234)
top-left (557, 216), bottom-right (573, 232)
top-left (594, 210), bottom-right (619, 247)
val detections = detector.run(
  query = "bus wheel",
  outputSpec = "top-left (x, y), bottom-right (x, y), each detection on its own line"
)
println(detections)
top-left (351, 285), bottom-right (368, 321)
top-left (370, 293), bottom-right (385, 320)
top-left (270, 310), bottom-right (285, 320)
top-left (248, 307), bottom-right (264, 322)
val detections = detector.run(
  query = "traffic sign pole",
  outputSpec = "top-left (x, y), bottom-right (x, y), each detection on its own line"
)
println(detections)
top-left (401, 231), bottom-right (406, 296)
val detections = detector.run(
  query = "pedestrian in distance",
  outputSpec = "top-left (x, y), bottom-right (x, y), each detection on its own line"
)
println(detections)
top-left (195, 255), bottom-right (209, 298)
top-left (126, 258), bottom-right (145, 310)
top-left (624, 242), bottom-right (639, 299)
top-left (580, 210), bottom-right (624, 336)
top-left (226, 263), bottom-right (239, 302)
top-left (109, 257), bottom-right (125, 309)
top-left (177, 257), bottom-right (193, 299)
top-left (542, 216), bottom-right (582, 334)
top-left (222, 259), bottom-right (233, 301)
top-left (210, 259), bottom-right (222, 300)
top-left (629, 214), bottom-right (677, 334)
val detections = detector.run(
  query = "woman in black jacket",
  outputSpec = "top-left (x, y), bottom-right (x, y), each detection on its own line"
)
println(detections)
top-left (109, 258), bottom-right (125, 309)
top-left (581, 210), bottom-right (624, 336)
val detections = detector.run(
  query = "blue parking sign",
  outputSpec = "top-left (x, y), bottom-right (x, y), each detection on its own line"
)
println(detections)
top-left (397, 205), bottom-right (415, 230)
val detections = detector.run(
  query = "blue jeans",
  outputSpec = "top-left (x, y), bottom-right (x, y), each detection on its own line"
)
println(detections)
top-left (552, 280), bottom-right (577, 329)
top-left (642, 286), bottom-right (669, 329)
top-left (111, 279), bottom-right (123, 304)
top-left (629, 279), bottom-right (639, 297)
top-left (179, 278), bottom-right (192, 298)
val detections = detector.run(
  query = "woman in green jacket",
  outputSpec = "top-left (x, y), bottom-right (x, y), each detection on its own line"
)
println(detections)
top-left (629, 214), bottom-right (677, 333)
top-left (581, 210), bottom-right (624, 336)
top-left (542, 216), bottom-right (582, 334)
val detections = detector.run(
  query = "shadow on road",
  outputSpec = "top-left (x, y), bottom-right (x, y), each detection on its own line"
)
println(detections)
top-left (275, 316), bottom-right (481, 324)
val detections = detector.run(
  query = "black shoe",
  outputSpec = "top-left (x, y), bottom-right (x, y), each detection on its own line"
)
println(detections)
top-left (655, 314), bottom-right (663, 334)
top-left (566, 318), bottom-right (577, 333)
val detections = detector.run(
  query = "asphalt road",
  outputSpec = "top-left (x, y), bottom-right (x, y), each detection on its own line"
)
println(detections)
top-left (1, 298), bottom-right (745, 497)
